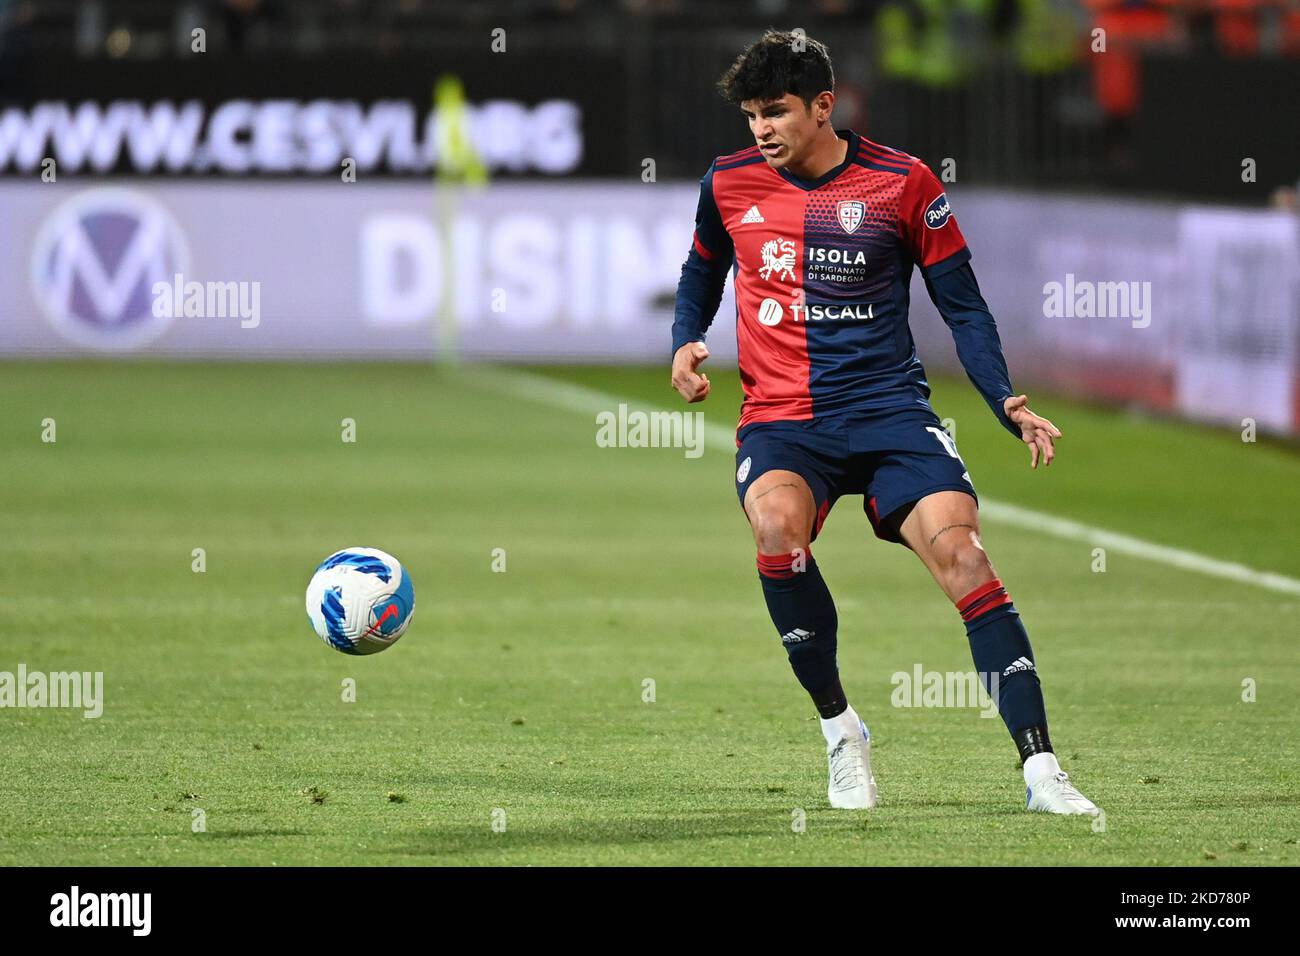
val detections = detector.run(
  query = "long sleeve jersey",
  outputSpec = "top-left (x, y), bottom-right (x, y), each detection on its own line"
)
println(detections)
top-left (672, 129), bottom-right (1019, 438)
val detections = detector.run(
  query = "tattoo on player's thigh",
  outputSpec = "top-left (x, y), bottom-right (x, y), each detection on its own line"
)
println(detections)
top-left (928, 523), bottom-right (976, 548)
top-left (752, 482), bottom-right (800, 501)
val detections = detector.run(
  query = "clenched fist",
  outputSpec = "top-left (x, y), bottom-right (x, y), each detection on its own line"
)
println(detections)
top-left (671, 341), bottom-right (711, 404)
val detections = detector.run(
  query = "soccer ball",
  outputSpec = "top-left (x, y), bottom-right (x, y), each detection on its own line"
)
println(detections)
top-left (305, 548), bottom-right (415, 655)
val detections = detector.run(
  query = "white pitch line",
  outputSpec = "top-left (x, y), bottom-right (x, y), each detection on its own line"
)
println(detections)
top-left (474, 366), bottom-right (1300, 597)
top-left (977, 501), bottom-right (1300, 596)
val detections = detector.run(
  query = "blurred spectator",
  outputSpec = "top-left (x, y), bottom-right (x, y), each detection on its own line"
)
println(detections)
top-left (220, 0), bottom-right (278, 53)
top-left (1270, 179), bottom-right (1299, 212)
top-left (0, 0), bottom-right (37, 93)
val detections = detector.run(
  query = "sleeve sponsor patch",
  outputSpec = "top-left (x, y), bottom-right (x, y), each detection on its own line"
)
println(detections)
top-left (924, 192), bottom-right (953, 230)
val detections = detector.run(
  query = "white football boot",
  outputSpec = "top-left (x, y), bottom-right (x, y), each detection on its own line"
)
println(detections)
top-left (1024, 753), bottom-right (1099, 816)
top-left (824, 715), bottom-right (878, 809)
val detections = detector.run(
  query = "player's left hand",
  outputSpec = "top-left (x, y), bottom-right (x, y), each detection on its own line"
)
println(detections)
top-left (1003, 394), bottom-right (1061, 470)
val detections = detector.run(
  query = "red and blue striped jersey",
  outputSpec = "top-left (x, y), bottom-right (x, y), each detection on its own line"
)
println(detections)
top-left (673, 129), bottom-right (1018, 436)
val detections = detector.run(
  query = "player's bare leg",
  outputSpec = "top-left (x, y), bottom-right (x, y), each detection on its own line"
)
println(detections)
top-left (742, 469), bottom-right (815, 555)
top-left (744, 470), bottom-right (877, 809)
top-left (893, 490), bottom-right (1098, 815)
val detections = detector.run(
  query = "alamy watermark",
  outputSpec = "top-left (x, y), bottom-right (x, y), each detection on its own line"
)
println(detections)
top-left (595, 404), bottom-right (704, 459)
top-left (1042, 274), bottom-right (1151, 328)
top-left (890, 664), bottom-right (1009, 719)
top-left (152, 272), bottom-right (260, 328)
top-left (0, 664), bottom-right (103, 718)
top-left (50, 886), bottom-right (150, 935)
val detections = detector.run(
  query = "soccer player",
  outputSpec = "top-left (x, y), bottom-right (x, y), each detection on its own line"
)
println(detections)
top-left (670, 31), bottom-right (1099, 815)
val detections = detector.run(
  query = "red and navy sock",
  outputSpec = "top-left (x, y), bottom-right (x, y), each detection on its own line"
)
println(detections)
top-left (757, 551), bottom-right (846, 719)
top-left (957, 578), bottom-right (1053, 762)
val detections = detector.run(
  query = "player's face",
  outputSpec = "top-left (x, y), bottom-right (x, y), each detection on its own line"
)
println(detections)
top-left (740, 94), bottom-right (820, 169)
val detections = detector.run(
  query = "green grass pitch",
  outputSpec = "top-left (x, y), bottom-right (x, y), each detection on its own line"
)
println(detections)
top-left (1, 361), bottom-right (1297, 866)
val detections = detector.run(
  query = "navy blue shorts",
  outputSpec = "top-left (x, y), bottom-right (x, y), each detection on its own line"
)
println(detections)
top-left (734, 409), bottom-right (977, 544)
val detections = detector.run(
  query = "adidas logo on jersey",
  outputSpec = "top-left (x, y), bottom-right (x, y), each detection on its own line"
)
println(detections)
top-left (1002, 656), bottom-right (1036, 677)
top-left (740, 205), bottom-right (764, 224)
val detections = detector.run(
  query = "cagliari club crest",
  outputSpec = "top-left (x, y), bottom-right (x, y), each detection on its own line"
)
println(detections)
top-left (837, 200), bottom-right (865, 234)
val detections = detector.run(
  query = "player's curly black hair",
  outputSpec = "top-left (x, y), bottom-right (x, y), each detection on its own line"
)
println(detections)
top-left (716, 29), bottom-right (834, 108)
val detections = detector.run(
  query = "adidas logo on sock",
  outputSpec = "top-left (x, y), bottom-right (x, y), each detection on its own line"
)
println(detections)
top-left (740, 205), bottom-right (764, 224)
top-left (780, 627), bottom-right (814, 645)
top-left (1002, 656), bottom-right (1036, 676)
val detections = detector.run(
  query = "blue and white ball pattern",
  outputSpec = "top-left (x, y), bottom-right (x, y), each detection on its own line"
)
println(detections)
top-left (305, 548), bottom-right (415, 655)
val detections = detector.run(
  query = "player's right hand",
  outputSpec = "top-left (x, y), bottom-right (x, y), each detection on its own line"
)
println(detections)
top-left (671, 341), bottom-right (711, 403)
